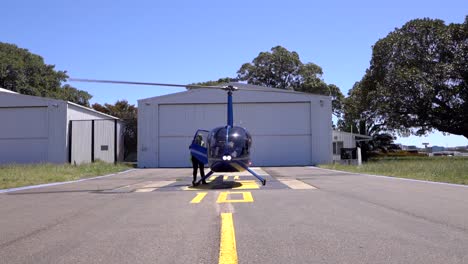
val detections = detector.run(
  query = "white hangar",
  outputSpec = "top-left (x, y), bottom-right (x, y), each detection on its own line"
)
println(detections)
top-left (138, 83), bottom-right (332, 168)
top-left (0, 88), bottom-right (124, 165)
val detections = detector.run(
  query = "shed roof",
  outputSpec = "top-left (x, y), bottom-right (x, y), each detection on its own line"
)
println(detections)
top-left (0, 87), bottom-right (119, 120)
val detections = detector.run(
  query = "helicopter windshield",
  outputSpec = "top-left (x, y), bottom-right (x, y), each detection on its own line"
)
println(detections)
top-left (208, 126), bottom-right (251, 159)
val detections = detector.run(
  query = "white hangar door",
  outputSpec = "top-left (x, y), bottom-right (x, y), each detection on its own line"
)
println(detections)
top-left (0, 107), bottom-right (49, 164)
top-left (158, 104), bottom-right (226, 167)
top-left (158, 102), bottom-right (311, 167)
top-left (236, 102), bottom-right (312, 166)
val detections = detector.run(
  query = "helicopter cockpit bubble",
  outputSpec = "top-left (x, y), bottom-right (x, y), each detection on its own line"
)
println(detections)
top-left (208, 126), bottom-right (251, 161)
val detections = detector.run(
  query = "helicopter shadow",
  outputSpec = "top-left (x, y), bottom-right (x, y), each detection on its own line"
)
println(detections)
top-left (186, 175), bottom-right (242, 190)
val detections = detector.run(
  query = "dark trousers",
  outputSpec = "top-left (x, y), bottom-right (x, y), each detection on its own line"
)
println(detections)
top-left (191, 156), bottom-right (205, 182)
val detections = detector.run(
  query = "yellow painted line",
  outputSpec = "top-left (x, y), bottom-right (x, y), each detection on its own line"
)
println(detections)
top-left (278, 179), bottom-right (317, 189)
top-left (217, 191), bottom-right (254, 203)
top-left (190, 192), bottom-right (208, 203)
top-left (234, 176), bottom-right (239, 180)
top-left (232, 180), bottom-right (259, 190)
top-left (209, 176), bottom-right (217, 181)
top-left (223, 175), bottom-right (229, 180)
top-left (219, 213), bottom-right (238, 264)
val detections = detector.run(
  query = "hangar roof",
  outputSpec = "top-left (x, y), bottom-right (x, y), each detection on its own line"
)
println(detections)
top-left (138, 82), bottom-right (330, 103)
top-left (0, 87), bottom-right (119, 120)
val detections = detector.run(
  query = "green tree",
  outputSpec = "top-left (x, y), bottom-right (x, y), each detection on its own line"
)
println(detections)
top-left (338, 77), bottom-right (397, 160)
top-left (92, 100), bottom-right (138, 161)
top-left (366, 17), bottom-right (468, 138)
top-left (237, 46), bottom-right (344, 117)
top-left (0, 42), bottom-right (91, 106)
top-left (191, 77), bottom-right (239, 87)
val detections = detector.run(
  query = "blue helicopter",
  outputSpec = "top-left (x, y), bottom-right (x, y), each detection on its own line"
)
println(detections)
top-left (188, 85), bottom-right (266, 185)
top-left (70, 79), bottom-right (266, 186)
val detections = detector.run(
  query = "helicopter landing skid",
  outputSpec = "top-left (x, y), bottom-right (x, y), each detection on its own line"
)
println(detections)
top-left (242, 165), bottom-right (267, 186)
top-left (196, 165), bottom-right (266, 186)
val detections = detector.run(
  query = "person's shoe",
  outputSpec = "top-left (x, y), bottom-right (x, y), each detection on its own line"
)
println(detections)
top-left (202, 180), bottom-right (208, 185)
top-left (192, 181), bottom-right (199, 186)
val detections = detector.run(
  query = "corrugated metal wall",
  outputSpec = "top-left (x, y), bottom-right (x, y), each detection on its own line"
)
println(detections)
top-left (332, 131), bottom-right (356, 161)
top-left (94, 120), bottom-right (115, 162)
top-left (71, 121), bottom-right (92, 164)
top-left (0, 93), bottom-right (68, 165)
top-left (70, 119), bottom-right (124, 164)
top-left (138, 88), bottom-right (332, 168)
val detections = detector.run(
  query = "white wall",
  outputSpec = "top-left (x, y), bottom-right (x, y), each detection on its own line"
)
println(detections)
top-left (332, 131), bottom-right (357, 161)
top-left (0, 92), bottom-right (68, 164)
top-left (138, 87), bottom-right (332, 167)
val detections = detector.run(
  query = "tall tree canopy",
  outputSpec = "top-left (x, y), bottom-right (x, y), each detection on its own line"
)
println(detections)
top-left (236, 46), bottom-right (344, 117)
top-left (0, 42), bottom-right (91, 106)
top-left (365, 17), bottom-right (468, 138)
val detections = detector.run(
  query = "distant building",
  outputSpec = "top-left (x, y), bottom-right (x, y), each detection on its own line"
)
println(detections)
top-left (0, 88), bottom-right (124, 165)
top-left (332, 130), bottom-right (372, 163)
top-left (430, 146), bottom-right (445, 153)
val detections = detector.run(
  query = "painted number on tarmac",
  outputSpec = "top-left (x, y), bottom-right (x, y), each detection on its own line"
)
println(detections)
top-left (190, 191), bottom-right (254, 204)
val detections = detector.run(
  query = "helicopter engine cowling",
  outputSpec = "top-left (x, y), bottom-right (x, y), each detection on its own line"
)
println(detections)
top-left (207, 126), bottom-right (252, 172)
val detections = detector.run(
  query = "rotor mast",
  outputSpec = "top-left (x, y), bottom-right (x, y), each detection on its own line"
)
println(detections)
top-left (222, 85), bottom-right (238, 127)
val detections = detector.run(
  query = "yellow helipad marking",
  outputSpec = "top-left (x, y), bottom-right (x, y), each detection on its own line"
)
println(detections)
top-left (232, 180), bottom-right (259, 190)
top-left (209, 176), bottom-right (217, 181)
top-left (219, 213), bottom-right (238, 264)
top-left (181, 179), bottom-right (260, 191)
top-left (190, 192), bottom-right (208, 203)
top-left (278, 179), bottom-right (317, 189)
top-left (234, 176), bottom-right (239, 180)
top-left (217, 191), bottom-right (253, 203)
top-left (134, 180), bottom-right (175, 192)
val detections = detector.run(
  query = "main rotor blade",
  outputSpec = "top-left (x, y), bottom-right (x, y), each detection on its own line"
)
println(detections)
top-left (69, 78), bottom-right (328, 96)
top-left (68, 78), bottom-right (225, 89)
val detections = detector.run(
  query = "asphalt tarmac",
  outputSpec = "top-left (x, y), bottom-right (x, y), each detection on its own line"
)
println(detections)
top-left (1, 167), bottom-right (467, 264)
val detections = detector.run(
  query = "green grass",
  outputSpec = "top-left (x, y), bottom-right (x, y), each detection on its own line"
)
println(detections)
top-left (320, 156), bottom-right (468, 185)
top-left (0, 162), bottom-right (133, 190)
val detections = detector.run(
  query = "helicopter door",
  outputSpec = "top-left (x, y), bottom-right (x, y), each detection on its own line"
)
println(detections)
top-left (189, 129), bottom-right (209, 164)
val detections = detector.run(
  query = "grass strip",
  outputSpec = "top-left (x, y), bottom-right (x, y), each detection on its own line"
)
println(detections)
top-left (320, 157), bottom-right (468, 185)
top-left (0, 162), bottom-right (133, 189)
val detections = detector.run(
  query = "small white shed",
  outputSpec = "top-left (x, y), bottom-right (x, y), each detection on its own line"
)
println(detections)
top-left (332, 130), bottom-right (372, 162)
top-left (0, 88), bottom-right (124, 165)
top-left (138, 83), bottom-right (333, 168)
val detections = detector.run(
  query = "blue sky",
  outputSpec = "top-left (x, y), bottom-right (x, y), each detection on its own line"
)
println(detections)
top-left (1, 0), bottom-right (467, 147)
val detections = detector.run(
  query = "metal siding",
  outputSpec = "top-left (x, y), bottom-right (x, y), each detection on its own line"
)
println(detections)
top-left (0, 139), bottom-right (49, 164)
top-left (332, 131), bottom-right (357, 161)
top-left (71, 121), bottom-right (92, 164)
top-left (117, 122), bottom-right (125, 162)
top-left (250, 135), bottom-right (311, 166)
top-left (0, 107), bottom-right (48, 138)
top-left (137, 103), bottom-right (152, 167)
top-left (138, 88), bottom-right (332, 168)
top-left (47, 102), bottom-right (68, 163)
top-left (94, 120), bottom-right (115, 163)
top-left (159, 104), bottom-right (225, 136)
top-left (0, 107), bottom-right (49, 164)
top-left (310, 98), bottom-right (333, 165)
top-left (157, 102), bottom-right (312, 167)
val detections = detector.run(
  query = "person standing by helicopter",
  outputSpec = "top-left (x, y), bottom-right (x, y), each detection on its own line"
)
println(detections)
top-left (191, 135), bottom-right (207, 186)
